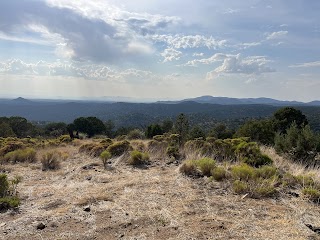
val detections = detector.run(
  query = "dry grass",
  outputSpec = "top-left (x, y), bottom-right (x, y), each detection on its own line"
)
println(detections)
top-left (0, 142), bottom-right (320, 239)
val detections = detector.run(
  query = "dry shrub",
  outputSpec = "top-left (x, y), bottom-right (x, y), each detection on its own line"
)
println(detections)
top-left (179, 160), bottom-right (200, 177)
top-left (211, 166), bottom-right (227, 181)
top-left (41, 151), bottom-right (61, 171)
top-left (0, 141), bottom-right (26, 156)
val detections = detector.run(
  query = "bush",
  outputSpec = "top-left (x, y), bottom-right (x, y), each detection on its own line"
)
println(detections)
top-left (2, 148), bottom-right (37, 163)
top-left (256, 166), bottom-right (278, 179)
top-left (127, 129), bottom-right (145, 140)
top-left (211, 166), bottom-right (227, 181)
top-left (232, 180), bottom-right (248, 194)
top-left (179, 160), bottom-right (200, 177)
top-left (0, 141), bottom-right (25, 156)
top-left (100, 150), bottom-right (112, 169)
top-left (253, 179), bottom-right (276, 198)
top-left (302, 187), bottom-right (320, 203)
top-left (107, 140), bottom-right (132, 157)
top-left (166, 146), bottom-right (180, 160)
top-left (195, 158), bottom-right (216, 177)
top-left (41, 151), bottom-right (61, 171)
top-left (0, 174), bottom-right (20, 210)
top-left (231, 164), bottom-right (255, 181)
top-left (128, 150), bottom-right (149, 166)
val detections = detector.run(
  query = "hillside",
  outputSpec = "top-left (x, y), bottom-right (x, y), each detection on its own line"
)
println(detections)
top-left (1, 138), bottom-right (320, 239)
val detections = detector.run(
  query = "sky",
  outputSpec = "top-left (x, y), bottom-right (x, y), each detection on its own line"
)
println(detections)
top-left (0, 0), bottom-right (320, 101)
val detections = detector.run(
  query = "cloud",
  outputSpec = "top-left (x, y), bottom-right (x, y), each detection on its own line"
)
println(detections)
top-left (205, 54), bottom-right (275, 79)
top-left (148, 34), bottom-right (227, 49)
top-left (161, 48), bottom-right (182, 62)
top-left (289, 61), bottom-right (320, 68)
top-left (266, 31), bottom-right (288, 40)
top-left (184, 53), bottom-right (235, 66)
top-left (192, 52), bottom-right (204, 57)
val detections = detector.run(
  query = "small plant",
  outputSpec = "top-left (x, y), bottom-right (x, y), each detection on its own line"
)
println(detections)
top-left (166, 146), bottom-right (180, 160)
top-left (232, 180), bottom-right (248, 194)
top-left (41, 151), bottom-right (61, 171)
top-left (195, 158), bottom-right (216, 177)
top-left (128, 150), bottom-right (149, 166)
top-left (255, 166), bottom-right (278, 179)
top-left (231, 164), bottom-right (255, 181)
top-left (302, 187), bottom-right (320, 203)
top-left (100, 150), bottom-right (112, 169)
top-left (0, 174), bottom-right (20, 210)
top-left (107, 140), bottom-right (132, 157)
top-left (211, 166), bottom-right (227, 181)
top-left (179, 160), bottom-right (199, 177)
top-left (2, 148), bottom-right (37, 163)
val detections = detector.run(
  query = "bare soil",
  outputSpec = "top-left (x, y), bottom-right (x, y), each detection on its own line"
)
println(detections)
top-left (1, 145), bottom-right (320, 240)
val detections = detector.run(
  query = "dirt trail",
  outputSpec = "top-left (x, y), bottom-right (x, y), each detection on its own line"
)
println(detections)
top-left (1, 146), bottom-right (320, 239)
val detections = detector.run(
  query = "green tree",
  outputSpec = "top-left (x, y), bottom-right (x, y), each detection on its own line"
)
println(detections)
top-left (174, 113), bottom-right (189, 143)
top-left (145, 124), bottom-right (164, 138)
top-left (73, 117), bottom-right (106, 138)
top-left (162, 119), bottom-right (173, 133)
top-left (273, 107), bottom-right (308, 133)
top-left (234, 119), bottom-right (275, 145)
top-left (104, 120), bottom-right (115, 138)
top-left (209, 124), bottom-right (233, 139)
top-left (189, 125), bottom-right (206, 140)
top-left (0, 122), bottom-right (15, 137)
top-left (8, 116), bottom-right (34, 137)
top-left (45, 122), bottom-right (67, 137)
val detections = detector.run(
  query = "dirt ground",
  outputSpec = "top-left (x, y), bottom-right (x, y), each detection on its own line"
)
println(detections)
top-left (1, 145), bottom-right (320, 240)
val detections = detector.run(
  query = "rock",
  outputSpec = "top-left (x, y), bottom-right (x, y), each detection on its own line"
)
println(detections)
top-left (36, 223), bottom-right (46, 230)
top-left (86, 176), bottom-right (92, 181)
top-left (84, 206), bottom-right (91, 212)
top-left (306, 224), bottom-right (320, 234)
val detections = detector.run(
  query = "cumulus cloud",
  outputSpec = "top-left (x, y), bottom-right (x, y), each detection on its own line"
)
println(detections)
top-left (204, 54), bottom-right (275, 79)
top-left (161, 48), bottom-right (182, 62)
top-left (193, 52), bottom-right (204, 57)
top-left (184, 53), bottom-right (234, 66)
top-left (289, 61), bottom-right (320, 68)
top-left (148, 34), bottom-right (227, 49)
top-left (266, 31), bottom-right (288, 40)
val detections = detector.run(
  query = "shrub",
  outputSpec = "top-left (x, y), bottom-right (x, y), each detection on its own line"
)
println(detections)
top-left (0, 141), bottom-right (25, 156)
top-left (100, 150), bottom-right (112, 169)
top-left (0, 174), bottom-right (20, 210)
top-left (128, 150), bottom-right (149, 166)
top-left (0, 174), bottom-right (9, 197)
top-left (179, 160), bottom-right (199, 177)
top-left (255, 166), bottom-right (278, 179)
top-left (58, 135), bottom-right (72, 143)
top-left (231, 164), bottom-right (255, 181)
top-left (166, 146), bottom-right (180, 160)
top-left (232, 180), bottom-right (248, 194)
top-left (211, 166), bottom-right (227, 181)
top-left (2, 148), bottom-right (37, 163)
top-left (302, 187), bottom-right (320, 203)
top-left (107, 140), bottom-right (132, 157)
top-left (195, 158), bottom-right (216, 177)
top-left (79, 143), bottom-right (97, 153)
top-left (253, 179), bottom-right (276, 198)
top-left (127, 129), bottom-right (145, 140)
top-left (41, 151), bottom-right (61, 171)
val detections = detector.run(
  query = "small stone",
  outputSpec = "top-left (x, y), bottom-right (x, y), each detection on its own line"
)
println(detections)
top-left (84, 206), bottom-right (91, 212)
top-left (0, 223), bottom-right (6, 227)
top-left (36, 223), bottom-right (46, 230)
top-left (86, 176), bottom-right (92, 181)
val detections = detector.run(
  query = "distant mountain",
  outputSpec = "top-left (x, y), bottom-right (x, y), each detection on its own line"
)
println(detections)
top-left (308, 101), bottom-right (320, 106)
top-left (180, 95), bottom-right (305, 106)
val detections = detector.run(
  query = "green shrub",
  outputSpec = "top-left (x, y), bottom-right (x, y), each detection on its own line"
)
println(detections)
top-left (0, 174), bottom-right (9, 197)
top-left (58, 135), bottom-right (72, 143)
top-left (166, 146), bottom-right (180, 160)
top-left (179, 160), bottom-right (199, 177)
top-left (195, 158), bottom-right (216, 177)
top-left (255, 166), bottom-right (278, 179)
top-left (253, 179), bottom-right (276, 198)
top-left (153, 135), bottom-right (167, 142)
top-left (0, 196), bottom-right (20, 209)
top-left (127, 129), bottom-right (145, 140)
top-left (100, 150), bottom-right (112, 169)
top-left (0, 141), bottom-right (25, 156)
top-left (211, 166), bottom-right (227, 181)
top-left (79, 143), bottom-right (97, 153)
top-left (232, 180), bottom-right (248, 194)
top-left (41, 151), bottom-right (61, 171)
top-left (302, 187), bottom-right (320, 202)
top-left (231, 164), bottom-right (255, 181)
top-left (107, 140), bottom-right (132, 157)
top-left (2, 148), bottom-right (37, 163)
top-left (128, 150), bottom-right (149, 166)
